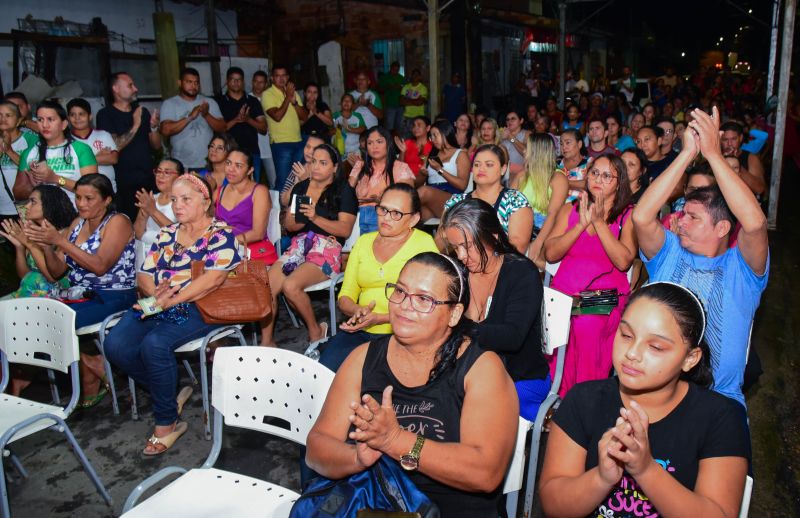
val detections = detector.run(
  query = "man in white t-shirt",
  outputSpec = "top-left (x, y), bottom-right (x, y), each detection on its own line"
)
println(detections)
top-left (160, 67), bottom-right (226, 171)
top-left (350, 72), bottom-right (383, 129)
top-left (67, 98), bottom-right (119, 191)
top-left (617, 66), bottom-right (635, 103)
top-left (249, 70), bottom-right (277, 187)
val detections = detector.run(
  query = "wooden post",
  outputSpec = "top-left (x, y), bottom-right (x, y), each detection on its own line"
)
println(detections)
top-left (428, 0), bottom-right (440, 118)
top-left (206, 0), bottom-right (222, 96)
top-left (766, 0), bottom-right (781, 102)
top-left (767, 0), bottom-right (796, 229)
top-left (558, 1), bottom-right (566, 109)
top-left (152, 11), bottom-right (179, 99)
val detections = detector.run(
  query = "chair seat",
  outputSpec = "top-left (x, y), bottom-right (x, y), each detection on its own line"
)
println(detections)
top-left (174, 326), bottom-right (241, 353)
top-left (0, 395), bottom-right (68, 443)
top-left (75, 322), bottom-right (102, 336)
top-left (121, 467), bottom-right (298, 518)
top-left (303, 278), bottom-right (340, 293)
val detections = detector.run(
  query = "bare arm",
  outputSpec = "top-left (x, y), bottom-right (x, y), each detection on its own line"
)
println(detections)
top-left (507, 207), bottom-right (534, 254)
top-left (266, 93), bottom-right (292, 123)
top-left (544, 203), bottom-right (583, 263)
top-left (440, 151), bottom-right (471, 191)
top-left (95, 149), bottom-right (118, 166)
top-left (528, 172), bottom-right (569, 266)
top-left (739, 154), bottom-right (766, 196)
top-left (592, 213), bottom-right (637, 271)
top-left (160, 114), bottom-right (195, 137)
top-left (248, 115), bottom-right (268, 134)
top-left (237, 185), bottom-right (270, 244)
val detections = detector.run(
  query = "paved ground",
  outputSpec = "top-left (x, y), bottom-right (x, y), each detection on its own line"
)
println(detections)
top-left (2, 167), bottom-right (800, 517)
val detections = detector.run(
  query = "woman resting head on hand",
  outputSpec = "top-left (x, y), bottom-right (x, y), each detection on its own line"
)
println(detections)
top-left (539, 282), bottom-right (749, 518)
top-left (306, 252), bottom-right (518, 517)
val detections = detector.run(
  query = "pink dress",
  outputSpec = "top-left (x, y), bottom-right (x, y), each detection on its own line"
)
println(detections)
top-left (550, 205), bottom-right (632, 397)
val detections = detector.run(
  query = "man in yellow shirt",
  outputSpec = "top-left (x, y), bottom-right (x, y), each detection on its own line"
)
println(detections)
top-left (262, 64), bottom-right (308, 190)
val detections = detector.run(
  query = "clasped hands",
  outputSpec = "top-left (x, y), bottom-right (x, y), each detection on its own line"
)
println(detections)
top-left (578, 190), bottom-right (607, 230)
top-left (339, 301), bottom-right (379, 332)
top-left (597, 400), bottom-right (655, 486)
top-left (348, 385), bottom-right (403, 469)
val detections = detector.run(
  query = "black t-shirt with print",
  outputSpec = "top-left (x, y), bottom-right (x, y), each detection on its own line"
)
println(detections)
top-left (289, 179), bottom-right (357, 244)
top-left (553, 378), bottom-right (749, 518)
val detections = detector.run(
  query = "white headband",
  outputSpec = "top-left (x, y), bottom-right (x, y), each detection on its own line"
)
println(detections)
top-left (441, 254), bottom-right (464, 303)
top-left (648, 281), bottom-right (706, 344)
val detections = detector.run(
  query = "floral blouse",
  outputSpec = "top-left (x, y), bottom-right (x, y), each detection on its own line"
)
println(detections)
top-left (141, 218), bottom-right (242, 290)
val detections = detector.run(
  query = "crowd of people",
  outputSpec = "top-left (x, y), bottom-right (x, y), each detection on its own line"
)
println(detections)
top-left (0, 60), bottom-right (779, 517)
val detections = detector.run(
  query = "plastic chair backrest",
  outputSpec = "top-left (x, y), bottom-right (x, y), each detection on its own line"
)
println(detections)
top-left (739, 475), bottom-right (753, 518)
top-left (543, 261), bottom-right (560, 287)
top-left (0, 298), bottom-right (78, 373)
top-left (267, 189), bottom-right (282, 245)
top-left (542, 287), bottom-right (572, 356)
top-left (342, 212), bottom-right (361, 253)
top-left (502, 416), bottom-right (532, 494)
top-left (211, 346), bottom-right (335, 445)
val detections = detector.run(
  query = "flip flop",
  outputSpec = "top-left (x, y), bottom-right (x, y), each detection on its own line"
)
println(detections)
top-left (176, 386), bottom-right (194, 416)
top-left (78, 385), bottom-right (108, 409)
top-left (143, 421), bottom-right (188, 456)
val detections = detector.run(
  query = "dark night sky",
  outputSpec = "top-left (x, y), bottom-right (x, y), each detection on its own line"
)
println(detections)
top-left (542, 0), bottom-right (776, 73)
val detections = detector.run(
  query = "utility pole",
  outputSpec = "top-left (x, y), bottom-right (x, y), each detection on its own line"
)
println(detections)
top-left (206, 0), bottom-right (221, 95)
top-left (767, 0), bottom-right (796, 229)
top-left (558, 2), bottom-right (567, 109)
top-left (766, 0), bottom-right (781, 101)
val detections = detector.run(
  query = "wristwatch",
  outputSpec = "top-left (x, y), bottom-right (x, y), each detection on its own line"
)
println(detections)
top-left (400, 434), bottom-right (425, 471)
top-left (57, 176), bottom-right (66, 187)
top-left (510, 137), bottom-right (516, 143)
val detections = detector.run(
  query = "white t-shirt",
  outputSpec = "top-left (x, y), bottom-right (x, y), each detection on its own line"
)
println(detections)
top-left (349, 89), bottom-right (382, 129)
top-left (333, 111), bottom-right (366, 154)
top-left (136, 195), bottom-right (176, 271)
top-left (0, 132), bottom-right (38, 215)
top-left (19, 140), bottom-right (97, 205)
top-left (73, 130), bottom-right (118, 191)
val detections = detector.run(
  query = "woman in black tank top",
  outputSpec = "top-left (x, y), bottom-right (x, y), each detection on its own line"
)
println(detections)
top-left (306, 252), bottom-right (519, 518)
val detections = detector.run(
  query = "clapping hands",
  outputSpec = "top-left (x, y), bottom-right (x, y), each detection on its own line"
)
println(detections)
top-left (598, 401), bottom-right (655, 486)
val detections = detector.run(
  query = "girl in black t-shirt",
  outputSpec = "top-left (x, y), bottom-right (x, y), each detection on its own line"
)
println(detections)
top-left (540, 282), bottom-right (749, 518)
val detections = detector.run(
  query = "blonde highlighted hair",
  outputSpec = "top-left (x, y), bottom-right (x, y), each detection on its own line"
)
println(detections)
top-left (520, 133), bottom-right (558, 214)
top-left (477, 118), bottom-right (502, 146)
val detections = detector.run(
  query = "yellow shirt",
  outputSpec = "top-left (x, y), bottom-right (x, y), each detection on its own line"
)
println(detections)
top-left (262, 85), bottom-right (303, 144)
top-left (338, 229), bottom-right (438, 334)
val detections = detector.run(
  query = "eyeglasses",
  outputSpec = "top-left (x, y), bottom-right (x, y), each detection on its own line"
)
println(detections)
top-left (588, 169), bottom-right (618, 184)
top-left (153, 168), bottom-right (179, 176)
top-left (385, 283), bottom-right (456, 314)
top-left (662, 129), bottom-right (675, 134)
top-left (208, 144), bottom-right (226, 152)
top-left (376, 205), bottom-right (413, 221)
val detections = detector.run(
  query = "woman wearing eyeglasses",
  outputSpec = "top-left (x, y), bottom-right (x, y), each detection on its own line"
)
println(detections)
top-left (133, 158), bottom-right (180, 270)
top-left (317, 183), bottom-right (437, 372)
top-left (544, 153), bottom-right (637, 397)
top-left (307, 252), bottom-right (519, 518)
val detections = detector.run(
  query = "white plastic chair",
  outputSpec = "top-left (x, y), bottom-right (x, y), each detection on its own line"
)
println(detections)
top-left (520, 287), bottom-right (573, 517)
top-left (502, 416), bottom-right (534, 517)
top-left (121, 346), bottom-right (335, 517)
top-left (267, 190), bottom-right (282, 245)
top-left (739, 475), bottom-right (753, 518)
top-left (125, 324), bottom-right (248, 440)
top-left (0, 298), bottom-right (113, 516)
top-left (284, 213), bottom-right (361, 338)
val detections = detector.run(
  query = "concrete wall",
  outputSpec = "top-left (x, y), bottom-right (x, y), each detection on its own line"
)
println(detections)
top-left (0, 0), bottom-right (238, 95)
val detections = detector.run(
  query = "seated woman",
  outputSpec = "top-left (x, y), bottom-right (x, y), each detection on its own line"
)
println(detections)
top-left (471, 117), bottom-right (502, 158)
top-left (349, 126), bottom-right (415, 234)
top-left (539, 282), bottom-right (749, 518)
top-left (621, 147), bottom-right (649, 204)
top-left (416, 120), bottom-right (471, 221)
top-left (545, 153), bottom-right (636, 397)
top-left (306, 252), bottom-right (518, 518)
top-left (24, 174), bottom-right (136, 407)
top-left (104, 173), bottom-right (242, 455)
top-left (454, 113), bottom-right (474, 150)
top-left (558, 128), bottom-right (590, 203)
top-left (280, 133), bottom-right (326, 209)
top-left (317, 183), bottom-right (437, 372)
top-left (262, 144), bottom-right (357, 347)
top-left (200, 132), bottom-right (237, 195)
top-left (441, 144), bottom-right (533, 254)
top-left (394, 116), bottom-right (432, 178)
top-left (441, 199), bottom-right (550, 421)
top-left (1, 186), bottom-right (76, 398)
top-left (514, 134), bottom-right (569, 268)
top-left (1, 185), bottom-right (76, 299)
top-left (134, 158), bottom-right (180, 270)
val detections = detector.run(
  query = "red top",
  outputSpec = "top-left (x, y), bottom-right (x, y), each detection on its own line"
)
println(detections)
top-left (402, 139), bottom-right (434, 176)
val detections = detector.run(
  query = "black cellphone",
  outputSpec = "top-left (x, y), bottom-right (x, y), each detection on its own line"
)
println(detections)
top-left (294, 195), bottom-right (312, 223)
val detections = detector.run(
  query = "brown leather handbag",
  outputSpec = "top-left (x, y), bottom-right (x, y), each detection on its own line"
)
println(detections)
top-left (191, 258), bottom-right (272, 324)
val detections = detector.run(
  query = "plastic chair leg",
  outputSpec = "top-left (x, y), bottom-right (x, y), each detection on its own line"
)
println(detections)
top-left (183, 359), bottom-right (198, 385)
top-left (9, 451), bottom-right (27, 479)
top-left (46, 369), bottom-right (60, 406)
top-left (128, 377), bottom-right (139, 421)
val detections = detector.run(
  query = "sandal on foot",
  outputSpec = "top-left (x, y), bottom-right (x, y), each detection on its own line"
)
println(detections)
top-left (176, 386), bottom-right (194, 416)
top-left (78, 385), bottom-right (108, 409)
top-left (143, 421), bottom-right (188, 457)
top-left (309, 322), bottom-right (329, 346)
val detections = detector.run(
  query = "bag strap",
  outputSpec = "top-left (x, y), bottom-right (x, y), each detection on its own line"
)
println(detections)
top-left (0, 163), bottom-right (17, 213)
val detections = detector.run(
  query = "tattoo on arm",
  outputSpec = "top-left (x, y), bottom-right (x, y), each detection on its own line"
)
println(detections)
top-left (113, 128), bottom-right (138, 150)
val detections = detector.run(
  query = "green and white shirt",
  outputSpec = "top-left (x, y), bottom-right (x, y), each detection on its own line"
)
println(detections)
top-left (19, 140), bottom-right (97, 205)
top-left (0, 132), bottom-right (39, 215)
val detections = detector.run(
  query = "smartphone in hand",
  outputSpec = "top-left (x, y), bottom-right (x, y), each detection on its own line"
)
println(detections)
top-left (293, 194), bottom-right (312, 224)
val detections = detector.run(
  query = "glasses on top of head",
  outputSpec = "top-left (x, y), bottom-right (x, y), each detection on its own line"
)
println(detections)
top-left (153, 168), bottom-right (179, 176)
top-left (588, 169), bottom-right (618, 184)
top-left (385, 283), bottom-right (456, 314)
top-left (376, 205), bottom-right (413, 221)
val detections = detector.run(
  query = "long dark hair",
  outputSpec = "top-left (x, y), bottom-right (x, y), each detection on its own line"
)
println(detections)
top-left (430, 119), bottom-right (460, 157)
top-left (440, 198), bottom-right (521, 272)
top-left (75, 174), bottom-right (116, 217)
top-left (313, 144), bottom-right (347, 212)
top-left (31, 184), bottom-right (77, 229)
top-left (403, 252), bottom-right (475, 382)
top-left (621, 147), bottom-right (649, 194)
top-left (627, 283), bottom-right (713, 387)
top-left (587, 152), bottom-right (633, 224)
top-left (358, 126), bottom-right (398, 187)
top-left (36, 100), bottom-right (75, 167)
